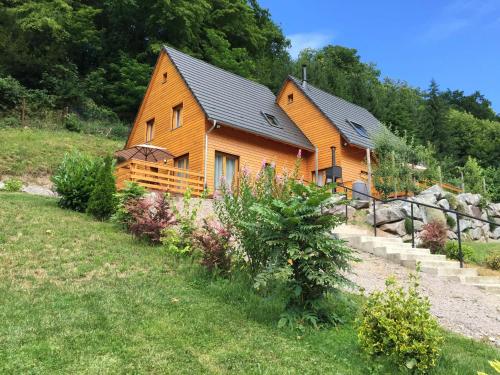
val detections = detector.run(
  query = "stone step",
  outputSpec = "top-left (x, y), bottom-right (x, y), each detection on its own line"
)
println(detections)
top-left (420, 266), bottom-right (478, 277)
top-left (388, 253), bottom-right (446, 262)
top-left (357, 241), bottom-right (413, 253)
top-left (403, 259), bottom-right (460, 269)
top-left (463, 276), bottom-right (500, 285)
top-left (350, 236), bottom-right (403, 248)
top-left (373, 246), bottom-right (430, 257)
top-left (464, 283), bottom-right (500, 294)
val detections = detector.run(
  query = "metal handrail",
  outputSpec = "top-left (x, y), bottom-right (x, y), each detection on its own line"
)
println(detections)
top-left (338, 183), bottom-right (497, 268)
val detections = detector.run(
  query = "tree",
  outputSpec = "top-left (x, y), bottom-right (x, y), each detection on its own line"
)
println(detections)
top-left (420, 80), bottom-right (449, 157)
top-left (462, 156), bottom-right (485, 195)
top-left (87, 155), bottom-right (117, 220)
top-left (441, 89), bottom-right (498, 121)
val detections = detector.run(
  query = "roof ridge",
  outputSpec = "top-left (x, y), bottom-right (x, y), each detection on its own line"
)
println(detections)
top-left (288, 75), bottom-right (373, 116)
top-left (163, 45), bottom-right (274, 95)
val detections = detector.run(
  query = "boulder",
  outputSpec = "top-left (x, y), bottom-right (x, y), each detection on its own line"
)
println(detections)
top-left (366, 207), bottom-right (406, 226)
top-left (470, 205), bottom-right (482, 219)
top-left (415, 193), bottom-right (437, 206)
top-left (458, 219), bottom-right (473, 231)
top-left (325, 194), bottom-right (346, 206)
top-left (437, 199), bottom-right (450, 210)
top-left (350, 200), bottom-right (370, 209)
top-left (419, 185), bottom-right (444, 200)
top-left (490, 227), bottom-right (500, 240)
top-left (469, 227), bottom-right (484, 240)
top-left (457, 193), bottom-right (481, 206)
top-left (327, 205), bottom-right (356, 220)
top-left (380, 220), bottom-right (407, 236)
top-left (447, 230), bottom-right (458, 240)
top-left (487, 203), bottom-right (500, 218)
top-left (400, 201), bottom-right (423, 220)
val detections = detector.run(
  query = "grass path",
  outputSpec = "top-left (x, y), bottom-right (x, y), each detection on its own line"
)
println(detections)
top-left (0, 128), bottom-right (123, 177)
top-left (0, 193), bottom-right (498, 374)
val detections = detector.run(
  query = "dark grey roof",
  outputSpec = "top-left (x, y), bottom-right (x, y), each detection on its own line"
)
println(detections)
top-left (164, 46), bottom-right (314, 150)
top-left (289, 76), bottom-right (383, 149)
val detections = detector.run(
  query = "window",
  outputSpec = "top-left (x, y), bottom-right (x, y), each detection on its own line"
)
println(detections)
top-left (262, 112), bottom-right (280, 127)
top-left (162, 72), bottom-right (168, 83)
top-left (287, 93), bottom-right (294, 104)
top-left (214, 152), bottom-right (239, 190)
top-left (146, 119), bottom-right (154, 142)
top-left (348, 120), bottom-right (369, 138)
top-left (172, 103), bottom-right (183, 129)
top-left (174, 154), bottom-right (189, 170)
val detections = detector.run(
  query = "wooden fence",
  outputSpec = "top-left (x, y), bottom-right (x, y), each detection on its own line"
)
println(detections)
top-left (115, 159), bottom-right (205, 197)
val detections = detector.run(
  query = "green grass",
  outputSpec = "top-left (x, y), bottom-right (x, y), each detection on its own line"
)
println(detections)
top-left (0, 128), bottom-right (124, 177)
top-left (0, 193), bottom-right (498, 374)
top-left (464, 241), bottom-right (500, 269)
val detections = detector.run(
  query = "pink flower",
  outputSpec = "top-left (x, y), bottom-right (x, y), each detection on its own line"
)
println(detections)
top-left (270, 161), bottom-right (276, 169)
top-left (297, 149), bottom-right (302, 159)
top-left (242, 165), bottom-right (250, 177)
top-left (261, 159), bottom-right (267, 168)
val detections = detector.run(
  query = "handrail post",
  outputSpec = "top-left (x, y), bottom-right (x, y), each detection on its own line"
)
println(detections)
top-left (373, 198), bottom-right (377, 237)
top-left (344, 187), bottom-right (348, 224)
top-left (456, 213), bottom-right (463, 268)
top-left (410, 202), bottom-right (415, 248)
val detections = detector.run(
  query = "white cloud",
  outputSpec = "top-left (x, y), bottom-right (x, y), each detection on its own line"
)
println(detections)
top-left (287, 32), bottom-right (334, 58)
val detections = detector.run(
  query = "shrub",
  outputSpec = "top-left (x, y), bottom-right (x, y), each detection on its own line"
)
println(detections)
top-left (420, 220), bottom-right (447, 254)
top-left (456, 201), bottom-right (467, 214)
top-left (171, 189), bottom-right (203, 253)
top-left (51, 151), bottom-right (100, 211)
top-left (443, 241), bottom-right (474, 263)
top-left (445, 214), bottom-right (456, 229)
top-left (111, 181), bottom-right (146, 228)
top-left (217, 160), bottom-right (354, 324)
top-left (193, 219), bottom-right (232, 274)
top-left (64, 113), bottom-right (83, 132)
top-left (161, 228), bottom-right (190, 256)
top-left (444, 193), bottom-right (458, 210)
top-left (485, 253), bottom-right (500, 271)
top-left (125, 192), bottom-right (176, 244)
top-left (2, 178), bottom-right (23, 192)
top-left (478, 196), bottom-right (489, 210)
top-left (478, 359), bottom-right (500, 375)
top-left (404, 217), bottom-right (413, 234)
top-left (357, 274), bottom-right (443, 373)
top-left (86, 156), bottom-right (117, 220)
top-left (0, 116), bottom-right (21, 128)
top-left (0, 75), bottom-right (25, 111)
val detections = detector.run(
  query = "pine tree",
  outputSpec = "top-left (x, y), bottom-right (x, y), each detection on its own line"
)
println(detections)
top-left (420, 80), bottom-right (449, 157)
top-left (87, 155), bottom-right (117, 220)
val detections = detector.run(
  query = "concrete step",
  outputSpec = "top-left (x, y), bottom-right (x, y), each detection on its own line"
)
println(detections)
top-left (373, 246), bottom-right (430, 257)
top-left (388, 253), bottom-right (447, 262)
top-left (357, 241), bottom-right (413, 253)
top-left (463, 276), bottom-right (500, 285)
top-left (464, 283), bottom-right (500, 294)
top-left (420, 266), bottom-right (478, 277)
top-left (350, 236), bottom-right (403, 248)
top-left (403, 259), bottom-right (460, 269)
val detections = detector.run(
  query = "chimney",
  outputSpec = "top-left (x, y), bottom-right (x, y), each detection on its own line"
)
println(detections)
top-left (301, 64), bottom-right (307, 88)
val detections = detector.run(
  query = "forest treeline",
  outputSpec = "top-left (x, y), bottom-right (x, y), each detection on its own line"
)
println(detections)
top-left (0, 0), bottom-right (498, 190)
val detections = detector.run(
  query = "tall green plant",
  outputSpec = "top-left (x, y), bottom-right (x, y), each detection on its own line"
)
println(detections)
top-left (87, 155), bottom-right (117, 220)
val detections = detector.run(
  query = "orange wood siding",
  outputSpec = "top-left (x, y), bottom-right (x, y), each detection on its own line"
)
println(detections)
top-left (206, 124), bottom-right (309, 192)
top-left (126, 51), bottom-right (205, 174)
top-left (277, 80), bottom-right (367, 182)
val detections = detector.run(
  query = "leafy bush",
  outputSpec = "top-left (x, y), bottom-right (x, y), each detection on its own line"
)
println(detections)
top-left (456, 201), bottom-right (467, 214)
top-left (0, 116), bottom-right (21, 128)
top-left (86, 155), bottom-right (117, 220)
top-left (193, 219), bottom-right (231, 274)
top-left (125, 192), bottom-right (176, 244)
top-left (0, 76), bottom-right (25, 111)
top-left (111, 181), bottom-right (146, 228)
top-left (51, 151), bottom-right (100, 211)
top-left (216, 160), bottom-right (355, 324)
top-left (485, 253), bottom-right (500, 271)
top-left (64, 113), bottom-right (83, 132)
top-left (420, 220), bottom-right (447, 254)
top-left (444, 193), bottom-right (458, 210)
top-left (357, 274), bottom-right (443, 373)
top-left (443, 241), bottom-right (474, 262)
top-left (2, 178), bottom-right (23, 192)
top-left (445, 214), bottom-right (456, 229)
top-left (404, 217), bottom-right (414, 234)
top-left (171, 189), bottom-right (203, 253)
top-left (161, 228), bottom-right (190, 256)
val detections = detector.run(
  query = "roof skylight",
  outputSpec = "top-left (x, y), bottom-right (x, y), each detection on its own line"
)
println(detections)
top-left (262, 112), bottom-right (280, 127)
top-left (348, 120), bottom-right (369, 138)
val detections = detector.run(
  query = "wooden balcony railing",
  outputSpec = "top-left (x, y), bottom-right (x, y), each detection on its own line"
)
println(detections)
top-left (115, 159), bottom-right (205, 197)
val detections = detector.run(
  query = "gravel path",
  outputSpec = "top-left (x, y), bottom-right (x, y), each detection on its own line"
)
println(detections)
top-left (350, 251), bottom-right (500, 346)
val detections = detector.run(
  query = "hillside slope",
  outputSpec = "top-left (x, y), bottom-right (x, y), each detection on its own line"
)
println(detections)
top-left (0, 128), bottom-right (123, 178)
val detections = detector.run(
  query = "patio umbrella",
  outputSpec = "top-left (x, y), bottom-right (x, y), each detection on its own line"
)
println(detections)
top-left (114, 144), bottom-right (175, 163)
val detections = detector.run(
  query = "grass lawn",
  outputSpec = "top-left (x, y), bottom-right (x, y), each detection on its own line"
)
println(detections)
top-left (0, 128), bottom-right (124, 177)
top-left (0, 193), bottom-right (498, 374)
top-left (465, 241), bottom-right (500, 264)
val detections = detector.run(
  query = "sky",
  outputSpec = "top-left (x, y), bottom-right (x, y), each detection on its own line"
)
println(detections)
top-left (259, 0), bottom-right (500, 112)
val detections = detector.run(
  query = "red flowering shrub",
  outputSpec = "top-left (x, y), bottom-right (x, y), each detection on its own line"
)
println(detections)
top-left (125, 192), bottom-right (176, 244)
top-left (420, 220), bottom-right (447, 254)
top-left (194, 219), bottom-right (231, 274)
